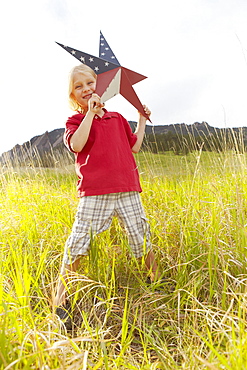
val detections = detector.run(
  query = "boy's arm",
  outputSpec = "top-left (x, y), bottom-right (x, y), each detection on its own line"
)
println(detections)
top-left (131, 105), bottom-right (151, 153)
top-left (69, 111), bottom-right (95, 152)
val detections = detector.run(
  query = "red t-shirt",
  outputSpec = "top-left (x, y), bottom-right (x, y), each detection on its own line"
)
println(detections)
top-left (64, 110), bottom-right (142, 197)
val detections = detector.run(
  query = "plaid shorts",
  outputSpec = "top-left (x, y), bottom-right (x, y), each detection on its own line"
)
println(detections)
top-left (63, 191), bottom-right (151, 265)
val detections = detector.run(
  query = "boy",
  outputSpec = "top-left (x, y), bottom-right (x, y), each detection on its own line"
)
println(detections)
top-left (54, 64), bottom-right (160, 325)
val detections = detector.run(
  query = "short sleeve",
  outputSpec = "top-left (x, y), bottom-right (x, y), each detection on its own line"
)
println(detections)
top-left (119, 114), bottom-right (137, 148)
top-left (63, 113), bottom-right (84, 153)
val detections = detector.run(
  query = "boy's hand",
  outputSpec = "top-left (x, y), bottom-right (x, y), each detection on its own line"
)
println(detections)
top-left (143, 105), bottom-right (151, 117)
top-left (139, 105), bottom-right (151, 121)
top-left (88, 93), bottom-right (104, 114)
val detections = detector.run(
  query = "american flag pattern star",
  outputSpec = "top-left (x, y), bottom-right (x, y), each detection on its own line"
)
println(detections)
top-left (55, 42), bottom-right (119, 74)
top-left (56, 31), bottom-right (150, 121)
top-left (99, 31), bottom-right (120, 65)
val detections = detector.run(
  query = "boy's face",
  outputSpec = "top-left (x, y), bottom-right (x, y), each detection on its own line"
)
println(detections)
top-left (72, 71), bottom-right (96, 111)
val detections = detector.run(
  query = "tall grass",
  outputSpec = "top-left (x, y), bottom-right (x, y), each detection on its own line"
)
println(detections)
top-left (1, 143), bottom-right (247, 368)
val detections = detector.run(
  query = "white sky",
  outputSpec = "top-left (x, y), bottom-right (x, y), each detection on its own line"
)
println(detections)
top-left (1, 0), bottom-right (247, 154)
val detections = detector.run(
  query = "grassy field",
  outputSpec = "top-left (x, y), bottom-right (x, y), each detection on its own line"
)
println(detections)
top-left (1, 149), bottom-right (247, 369)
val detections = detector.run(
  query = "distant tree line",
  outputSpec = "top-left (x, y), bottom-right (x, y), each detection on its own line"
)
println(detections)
top-left (142, 129), bottom-right (247, 155)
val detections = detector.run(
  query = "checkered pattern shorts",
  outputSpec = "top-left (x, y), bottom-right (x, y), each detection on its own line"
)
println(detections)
top-left (63, 191), bottom-right (151, 265)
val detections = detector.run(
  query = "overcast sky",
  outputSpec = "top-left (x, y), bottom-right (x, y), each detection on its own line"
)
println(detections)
top-left (1, 0), bottom-right (247, 154)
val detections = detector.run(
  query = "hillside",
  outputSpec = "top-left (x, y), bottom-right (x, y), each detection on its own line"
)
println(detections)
top-left (1, 121), bottom-right (247, 167)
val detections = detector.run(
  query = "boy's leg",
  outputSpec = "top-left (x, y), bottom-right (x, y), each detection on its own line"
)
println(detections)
top-left (144, 249), bottom-right (161, 282)
top-left (54, 194), bottom-right (116, 308)
top-left (116, 192), bottom-right (161, 281)
top-left (54, 258), bottom-right (81, 307)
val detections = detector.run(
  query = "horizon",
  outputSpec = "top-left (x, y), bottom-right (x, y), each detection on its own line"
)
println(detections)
top-left (2, 120), bottom-right (246, 156)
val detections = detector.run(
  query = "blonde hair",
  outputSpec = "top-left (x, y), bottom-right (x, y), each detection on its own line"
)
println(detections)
top-left (68, 64), bottom-right (97, 112)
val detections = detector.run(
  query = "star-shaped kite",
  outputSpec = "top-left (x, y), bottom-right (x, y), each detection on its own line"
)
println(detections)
top-left (56, 31), bottom-right (151, 121)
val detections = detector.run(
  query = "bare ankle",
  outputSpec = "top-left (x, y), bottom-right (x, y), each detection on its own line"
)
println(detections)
top-left (54, 291), bottom-right (67, 307)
